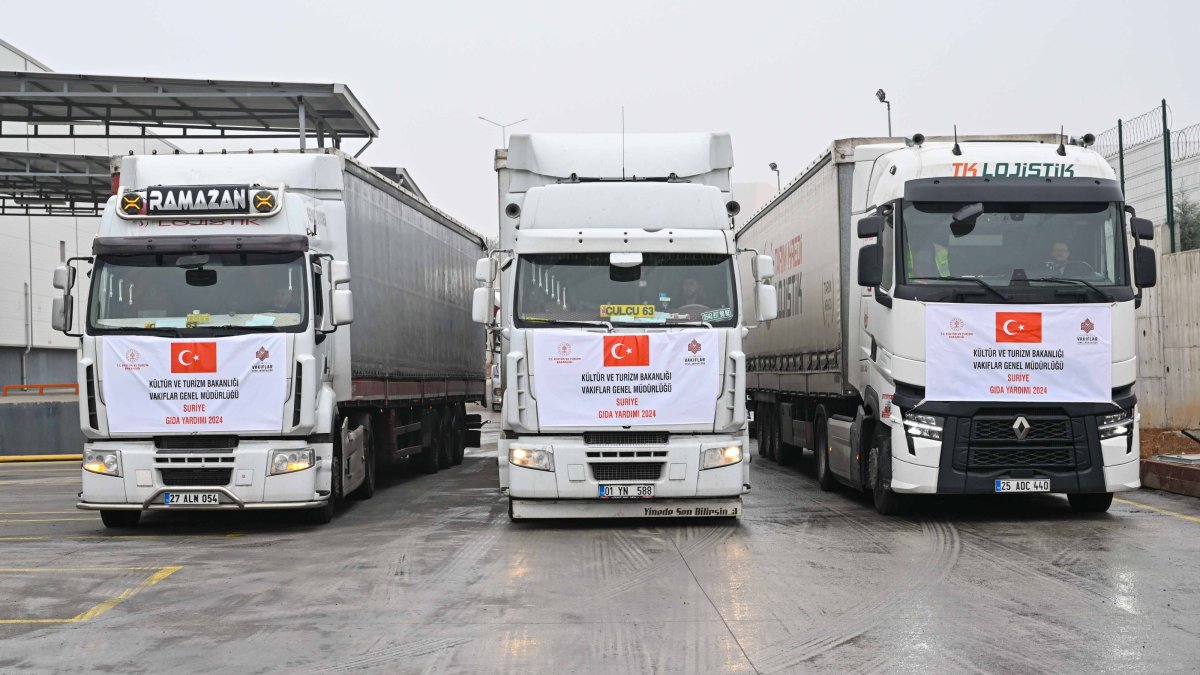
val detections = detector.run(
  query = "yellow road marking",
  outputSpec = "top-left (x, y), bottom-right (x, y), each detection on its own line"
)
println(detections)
top-left (0, 566), bottom-right (181, 624)
top-left (0, 455), bottom-right (81, 463)
top-left (1115, 496), bottom-right (1200, 524)
top-left (0, 518), bottom-right (95, 523)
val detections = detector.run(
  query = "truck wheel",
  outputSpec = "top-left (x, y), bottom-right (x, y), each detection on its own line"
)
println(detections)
top-left (814, 413), bottom-right (838, 492)
top-left (755, 406), bottom-right (767, 458)
top-left (436, 409), bottom-right (453, 470)
top-left (100, 510), bottom-right (140, 528)
top-left (1068, 493), bottom-right (1113, 513)
top-left (868, 433), bottom-right (911, 516)
top-left (450, 405), bottom-right (466, 466)
top-left (352, 418), bottom-right (376, 500)
top-left (416, 408), bottom-right (440, 475)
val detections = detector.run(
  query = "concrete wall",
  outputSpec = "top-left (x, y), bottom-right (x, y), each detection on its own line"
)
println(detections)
top-left (0, 398), bottom-right (85, 455)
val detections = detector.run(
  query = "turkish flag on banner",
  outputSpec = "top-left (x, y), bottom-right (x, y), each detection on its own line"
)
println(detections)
top-left (995, 312), bottom-right (1043, 343)
top-left (171, 342), bottom-right (218, 373)
top-left (603, 335), bottom-right (650, 367)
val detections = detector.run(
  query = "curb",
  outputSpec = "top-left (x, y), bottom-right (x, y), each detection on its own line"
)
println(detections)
top-left (1141, 457), bottom-right (1200, 499)
top-left (0, 454), bottom-right (82, 463)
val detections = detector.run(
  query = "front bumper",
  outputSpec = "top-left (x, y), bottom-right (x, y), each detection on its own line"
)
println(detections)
top-left (512, 497), bottom-right (742, 519)
top-left (501, 433), bottom-right (749, 505)
top-left (887, 397), bottom-right (1140, 495)
top-left (76, 439), bottom-right (334, 511)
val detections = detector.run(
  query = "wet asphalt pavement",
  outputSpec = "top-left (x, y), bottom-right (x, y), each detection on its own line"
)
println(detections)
top-left (2, 409), bottom-right (1199, 674)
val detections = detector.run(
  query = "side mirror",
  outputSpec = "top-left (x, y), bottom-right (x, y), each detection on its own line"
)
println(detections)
top-left (755, 283), bottom-right (778, 322)
top-left (475, 257), bottom-right (492, 283)
top-left (857, 215), bottom-right (885, 239)
top-left (1134, 244), bottom-right (1157, 288)
top-left (1130, 217), bottom-right (1154, 241)
top-left (330, 289), bottom-right (354, 326)
top-left (52, 265), bottom-right (76, 291)
top-left (472, 287), bottom-right (492, 324)
top-left (52, 295), bottom-right (73, 333)
top-left (858, 243), bottom-right (883, 287)
top-left (753, 254), bottom-right (775, 281)
top-left (330, 260), bottom-right (351, 286)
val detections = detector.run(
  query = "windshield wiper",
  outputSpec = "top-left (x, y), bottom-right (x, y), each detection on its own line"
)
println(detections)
top-left (1030, 276), bottom-right (1114, 302)
top-left (99, 327), bottom-right (184, 338)
top-left (523, 318), bottom-right (614, 332)
top-left (908, 276), bottom-right (1010, 303)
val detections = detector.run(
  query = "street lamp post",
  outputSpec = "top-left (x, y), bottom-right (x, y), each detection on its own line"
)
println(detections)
top-left (875, 89), bottom-right (892, 137)
top-left (769, 162), bottom-right (781, 193)
top-left (478, 116), bottom-right (529, 149)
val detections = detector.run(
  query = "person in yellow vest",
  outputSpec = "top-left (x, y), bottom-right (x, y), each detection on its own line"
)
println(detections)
top-left (906, 233), bottom-right (950, 279)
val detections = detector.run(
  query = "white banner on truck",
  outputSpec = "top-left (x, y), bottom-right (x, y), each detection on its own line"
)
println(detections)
top-left (532, 330), bottom-right (719, 427)
top-left (101, 334), bottom-right (288, 433)
top-left (925, 304), bottom-right (1112, 403)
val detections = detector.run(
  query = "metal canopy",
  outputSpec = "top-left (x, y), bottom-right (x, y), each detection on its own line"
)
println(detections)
top-left (0, 71), bottom-right (380, 149)
top-left (0, 151), bottom-right (112, 216)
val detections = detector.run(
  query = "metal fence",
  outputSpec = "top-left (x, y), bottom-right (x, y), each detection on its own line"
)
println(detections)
top-left (1093, 100), bottom-right (1200, 253)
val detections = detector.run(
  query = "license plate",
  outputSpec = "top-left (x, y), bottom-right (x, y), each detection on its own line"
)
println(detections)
top-left (598, 484), bottom-right (655, 499)
top-left (163, 492), bottom-right (220, 505)
top-left (994, 479), bottom-right (1050, 493)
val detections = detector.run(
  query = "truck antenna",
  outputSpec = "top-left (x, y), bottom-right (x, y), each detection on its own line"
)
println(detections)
top-left (952, 125), bottom-right (962, 156)
top-left (1057, 125), bottom-right (1067, 156)
top-left (621, 106), bottom-right (626, 181)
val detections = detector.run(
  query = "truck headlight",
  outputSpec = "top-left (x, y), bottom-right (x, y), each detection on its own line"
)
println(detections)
top-left (701, 444), bottom-right (743, 470)
top-left (904, 413), bottom-right (944, 441)
top-left (509, 445), bottom-right (554, 471)
top-left (1099, 409), bottom-right (1134, 439)
top-left (83, 449), bottom-right (121, 477)
top-left (269, 448), bottom-right (315, 475)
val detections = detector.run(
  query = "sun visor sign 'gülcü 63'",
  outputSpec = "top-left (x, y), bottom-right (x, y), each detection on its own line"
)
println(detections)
top-left (117, 185), bottom-right (280, 218)
top-left (925, 304), bottom-right (1112, 403)
top-left (101, 334), bottom-right (288, 433)
top-left (533, 330), bottom-right (719, 427)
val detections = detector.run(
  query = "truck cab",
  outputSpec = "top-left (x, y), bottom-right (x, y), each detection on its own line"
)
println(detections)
top-left (475, 133), bottom-right (777, 519)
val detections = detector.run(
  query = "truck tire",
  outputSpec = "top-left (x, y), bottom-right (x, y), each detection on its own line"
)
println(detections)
top-left (351, 417), bottom-right (376, 500)
top-left (775, 404), bottom-right (800, 466)
top-left (100, 510), bottom-right (140, 528)
top-left (1068, 492), bottom-right (1113, 513)
top-left (814, 412), bottom-right (838, 491)
top-left (436, 408), bottom-right (453, 470)
top-left (755, 405), bottom-right (767, 458)
top-left (450, 404), bottom-right (466, 466)
top-left (416, 409), bottom-right (440, 475)
top-left (868, 431), bottom-right (911, 516)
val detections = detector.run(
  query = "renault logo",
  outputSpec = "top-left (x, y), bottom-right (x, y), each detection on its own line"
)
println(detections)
top-left (1012, 416), bottom-right (1031, 441)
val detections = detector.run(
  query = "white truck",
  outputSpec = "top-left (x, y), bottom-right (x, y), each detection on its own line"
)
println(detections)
top-left (472, 133), bottom-right (778, 519)
top-left (51, 150), bottom-right (486, 527)
top-left (738, 133), bottom-right (1157, 514)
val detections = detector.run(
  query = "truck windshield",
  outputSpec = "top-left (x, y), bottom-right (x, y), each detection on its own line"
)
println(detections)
top-left (514, 253), bottom-right (737, 327)
top-left (900, 202), bottom-right (1127, 287)
top-left (88, 252), bottom-right (308, 333)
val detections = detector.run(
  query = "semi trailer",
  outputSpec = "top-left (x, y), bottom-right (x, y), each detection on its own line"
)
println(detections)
top-left (51, 150), bottom-right (486, 527)
top-left (472, 132), bottom-right (778, 519)
top-left (738, 133), bottom-right (1156, 514)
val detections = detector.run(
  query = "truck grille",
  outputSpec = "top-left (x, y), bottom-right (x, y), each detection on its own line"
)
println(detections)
top-left (159, 468), bottom-right (233, 486)
top-left (155, 435), bottom-right (238, 450)
top-left (971, 418), bottom-right (1072, 442)
top-left (967, 414), bottom-right (1077, 469)
top-left (584, 432), bottom-right (669, 446)
top-left (968, 447), bottom-right (1074, 468)
top-left (590, 462), bottom-right (663, 482)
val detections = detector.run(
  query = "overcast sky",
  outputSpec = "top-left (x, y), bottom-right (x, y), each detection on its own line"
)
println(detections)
top-left (5, 0), bottom-right (1196, 236)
